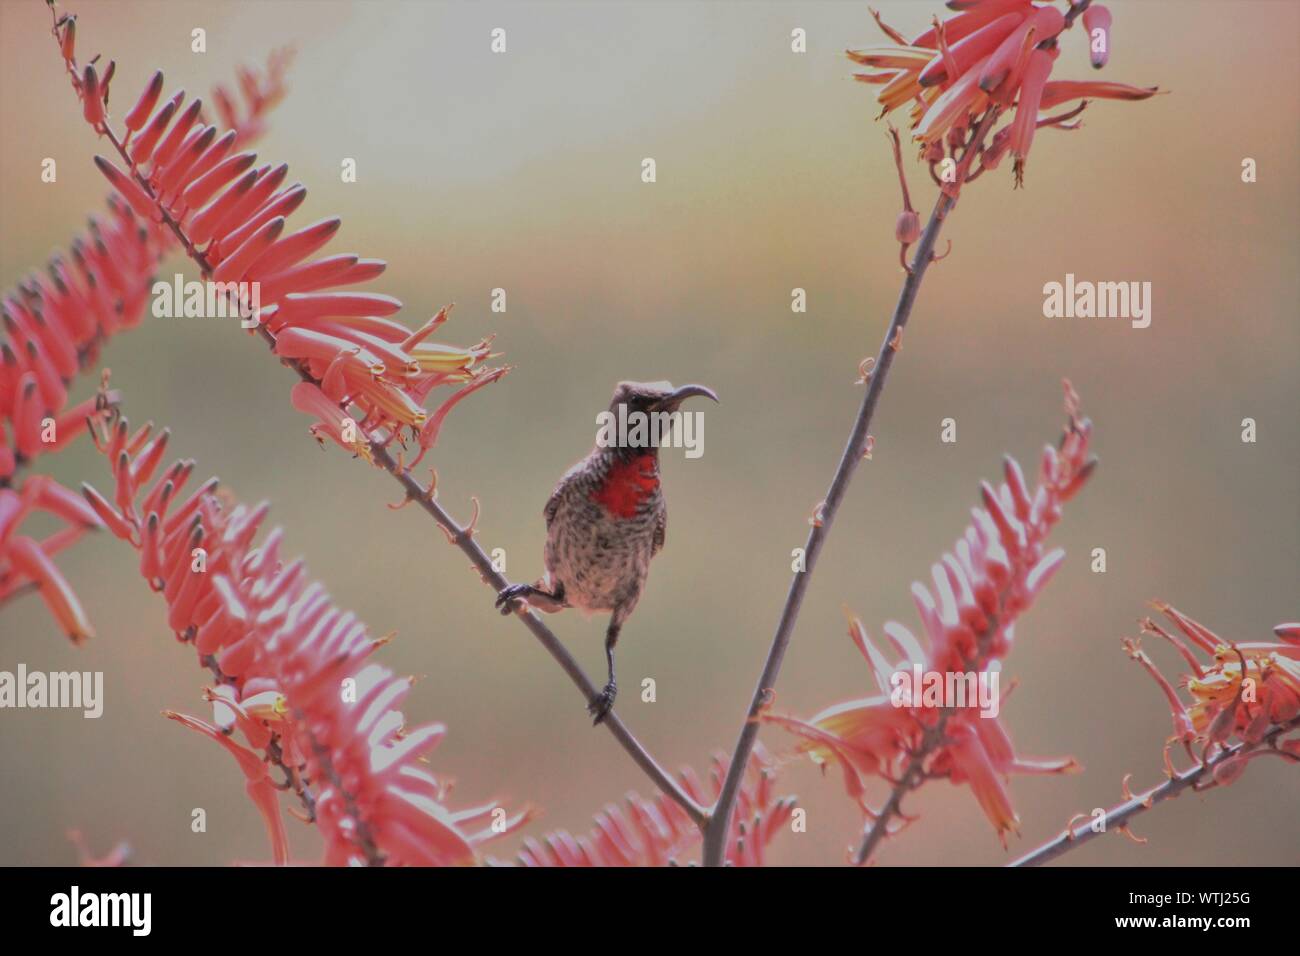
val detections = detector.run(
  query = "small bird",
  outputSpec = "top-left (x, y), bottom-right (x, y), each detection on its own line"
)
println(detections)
top-left (495, 380), bottom-right (719, 724)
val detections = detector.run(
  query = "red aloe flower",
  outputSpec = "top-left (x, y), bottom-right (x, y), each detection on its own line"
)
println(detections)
top-left (764, 382), bottom-right (1094, 845)
top-left (851, 1), bottom-right (1160, 186)
top-left (80, 400), bottom-right (533, 865)
top-left (1125, 604), bottom-right (1300, 783)
top-left (2, 39), bottom-right (296, 643)
top-left (50, 8), bottom-right (510, 466)
top-left (0, 473), bottom-right (106, 641)
top-left (510, 747), bottom-right (795, 867)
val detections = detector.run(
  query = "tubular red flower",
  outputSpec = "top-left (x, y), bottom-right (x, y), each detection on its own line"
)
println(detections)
top-left (122, 69), bottom-right (164, 132)
top-left (81, 64), bottom-right (104, 126)
top-left (3, 43), bottom-right (366, 668)
top-left (979, 5), bottom-right (1063, 91)
top-left (918, 12), bottom-right (1024, 88)
top-left (766, 383), bottom-right (1094, 842)
top-left (1083, 3), bottom-right (1112, 69)
top-left (149, 96), bottom-right (203, 172)
top-left (1009, 46), bottom-right (1057, 185)
top-left (1038, 79), bottom-right (1160, 109)
top-left (1128, 605), bottom-right (1300, 766)
top-left (6, 533), bottom-right (94, 643)
top-left (851, 2), bottom-right (1160, 187)
top-left (76, 406), bottom-right (528, 865)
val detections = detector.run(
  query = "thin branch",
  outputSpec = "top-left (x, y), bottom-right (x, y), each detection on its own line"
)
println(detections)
top-left (1009, 715), bottom-right (1300, 867)
top-left (702, 107), bottom-right (1002, 866)
top-left (52, 23), bottom-right (705, 828)
top-left (856, 717), bottom-right (947, 865)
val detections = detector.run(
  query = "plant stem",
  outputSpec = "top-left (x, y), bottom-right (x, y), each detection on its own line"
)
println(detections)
top-left (702, 108), bottom-right (1000, 866)
top-left (855, 715), bottom-right (949, 865)
top-left (1009, 715), bottom-right (1300, 867)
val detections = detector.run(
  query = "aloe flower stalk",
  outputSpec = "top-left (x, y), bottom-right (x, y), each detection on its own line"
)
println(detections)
top-left (2, 38), bottom-right (295, 642)
top-left (80, 396), bottom-right (532, 865)
top-left (764, 382), bottom-right (1095, 862)
top-left (48, 4), bottom-right (509, 462)
top-left (1126, 605), bottom-right (1300, 772)
top-left (852, 1), bottom-right (1160, 186)
top-left (1012, 608), bottom-right (1299, 866)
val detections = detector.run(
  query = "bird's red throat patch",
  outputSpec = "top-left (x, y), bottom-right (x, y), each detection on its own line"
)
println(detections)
top-left (590, 454), bottom-right (659, 518)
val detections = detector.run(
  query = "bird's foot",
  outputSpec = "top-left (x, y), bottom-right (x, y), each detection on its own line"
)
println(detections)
top-left (588, 681), bottom-right (617, 725)
top-left (494, 583), bottom-right (533, 615)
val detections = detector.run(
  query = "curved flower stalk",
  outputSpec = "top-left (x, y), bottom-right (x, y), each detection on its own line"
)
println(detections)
top-left (1012, 608), bottom-right (1299, 866)
top-left (80, 396), bottom-right (531, 866)
top-left (49, 3), bottom-right (508, 469)
top-left (763, 382), bottom-right (1095, 863)
top-left (854, 1), bottom-right (1160, 186)
top-left (509, 748), bottom-right (795, 867)
top-left (2, 25), bottom-right (293, 641)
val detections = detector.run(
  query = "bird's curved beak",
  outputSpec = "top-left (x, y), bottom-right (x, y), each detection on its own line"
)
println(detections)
top-left (657, 384), bottom-right (719, 410)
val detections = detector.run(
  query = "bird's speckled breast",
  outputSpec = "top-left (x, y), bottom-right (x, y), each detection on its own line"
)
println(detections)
top-left (543, 451), bottom-right (662, 613)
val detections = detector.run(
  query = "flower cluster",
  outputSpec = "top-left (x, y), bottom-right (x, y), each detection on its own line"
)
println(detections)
top-left (54, 7), bottom-right (509, 468)
top-left (3, 35), bottom-right (291, 638)
top-left (0, 211), bottom-right (157, 483)
top-left (851, 1), bottom-right (1160, 185)
top-left (511, 747), bottom-right (794, 867)
top-left (764, 382), bottom-right (1095, 845)
top-left (80, 400), bottom-right (530, 865)
top-left (1125, 606), bottom-right (1300, 783)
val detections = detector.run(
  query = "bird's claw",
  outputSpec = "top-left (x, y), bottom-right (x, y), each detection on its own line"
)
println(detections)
top-left (588, 681), bottom-right (617, 725)
top-left (494, 583), bottom-right (532, 615)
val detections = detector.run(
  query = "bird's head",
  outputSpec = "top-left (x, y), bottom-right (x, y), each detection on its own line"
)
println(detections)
top-left (595, 381), bottom-right (720, 458)
top-left (607, 380), bottom-right (720, 418)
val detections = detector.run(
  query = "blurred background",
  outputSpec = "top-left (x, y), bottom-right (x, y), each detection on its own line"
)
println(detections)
top-left (0, 0), bottom-right (1296, 866)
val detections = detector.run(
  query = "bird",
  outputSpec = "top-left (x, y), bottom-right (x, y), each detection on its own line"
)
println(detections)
top-left (495, 380), bottom-right (719, 724)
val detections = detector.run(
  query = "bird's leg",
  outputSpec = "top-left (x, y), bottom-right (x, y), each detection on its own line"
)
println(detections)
top-left (494, 580), bottom-right (566, 616)
top-left (589, 620), bottom-right (621, 725)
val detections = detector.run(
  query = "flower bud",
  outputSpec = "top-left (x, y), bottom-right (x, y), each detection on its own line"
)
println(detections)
top-left (895, 210), bottom-right (921, 245)
top-left (81, 65), bottom-right (105, 127)
top-left (1083, 4), bottom-right (1112, 69)
top-left (981, 128), bottom-right (1011, 171)
top-left (60, 16), bottom-right (76, 63)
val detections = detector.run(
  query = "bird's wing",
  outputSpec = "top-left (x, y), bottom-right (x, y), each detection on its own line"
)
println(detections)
top-left (652, 501), bottom-right (667, 555)
top-left (543, 467), bottom-right (580, 529)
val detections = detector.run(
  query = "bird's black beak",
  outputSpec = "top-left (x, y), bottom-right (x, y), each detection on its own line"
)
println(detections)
top-left (656, 384), bottom-right (719, 411)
